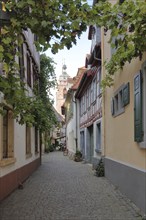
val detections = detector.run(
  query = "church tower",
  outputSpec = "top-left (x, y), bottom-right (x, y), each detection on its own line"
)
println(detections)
top-left (56, 63), bottom-right (73, 115)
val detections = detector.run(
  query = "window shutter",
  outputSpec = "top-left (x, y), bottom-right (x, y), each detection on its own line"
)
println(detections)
top-left (122, 82), bottom-right (130, 106)
top-left (111, 98), bottom-right (115, 116)
top-left (134, 72), bottom-right (143, 142)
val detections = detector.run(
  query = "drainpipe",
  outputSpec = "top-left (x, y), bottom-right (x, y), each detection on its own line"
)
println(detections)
top-left (72, 92), bottom-right (78, 152)
top-left (101, 28), bottom-right (106, 158)
top-left (75, 98), bottom-right (78, 152)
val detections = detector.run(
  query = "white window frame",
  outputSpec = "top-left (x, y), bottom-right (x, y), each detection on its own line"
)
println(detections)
top-left (112, 84), bottom-right (125, 117)
top-left (95, 119), bottom-right (102, 153)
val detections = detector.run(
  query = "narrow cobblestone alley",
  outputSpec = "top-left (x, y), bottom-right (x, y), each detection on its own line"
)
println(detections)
top-left (0, 152), bottom-right (143, 220)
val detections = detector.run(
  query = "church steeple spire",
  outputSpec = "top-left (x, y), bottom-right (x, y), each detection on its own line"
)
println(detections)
top-left (59, 62), bottom-right (69, 81)
top-left (56, 61), bottom-right (74, 115)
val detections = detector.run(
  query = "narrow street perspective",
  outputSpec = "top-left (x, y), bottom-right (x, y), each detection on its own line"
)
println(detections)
top-left (0, 152), bottom-right (143, 220)
top-left (0, 1), bottom-right (146, 220)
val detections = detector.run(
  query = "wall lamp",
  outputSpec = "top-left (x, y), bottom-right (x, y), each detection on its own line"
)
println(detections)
top-left (0, 1), bottom-right (11, 28)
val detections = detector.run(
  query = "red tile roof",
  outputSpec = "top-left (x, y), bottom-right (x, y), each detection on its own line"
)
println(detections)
top-left (67, 77), bottom-right (74, 84)
top-left (71, 67), bottom-right (87, 90)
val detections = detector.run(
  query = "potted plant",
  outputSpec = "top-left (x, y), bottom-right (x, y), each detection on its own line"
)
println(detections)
top-left (74, 150), bottom-right (82, 162)
top-left (95, 158), bottom-right (105, 177)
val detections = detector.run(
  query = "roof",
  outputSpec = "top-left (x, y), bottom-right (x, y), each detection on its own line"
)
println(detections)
top-left (71, 67), bottom-right (87, 90)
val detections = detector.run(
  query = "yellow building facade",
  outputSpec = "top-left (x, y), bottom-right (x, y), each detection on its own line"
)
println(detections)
top-left (102, 29), bottom-right (146, 214)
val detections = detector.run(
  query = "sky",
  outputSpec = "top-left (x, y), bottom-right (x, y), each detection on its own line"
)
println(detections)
top-left (45, 29), bottom-right (91, 104)
top-left (44, 0), bottom-right (93, 105)
top-left (45, 29), bottom-right (91, 80)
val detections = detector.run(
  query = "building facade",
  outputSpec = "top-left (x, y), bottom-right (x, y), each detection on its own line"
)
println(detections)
top-left (103, 28), bottom-right (146, 213)
top-left (0, 29), bottom-right (41, 201)
top-left (75, 24), bottom-right (102, 167)
top-left (99, 0), bottom-right (146, 213)
top-left (63, 67), bottom-right (86, 157)
top-left (56, 64), bottom-right (74, 116)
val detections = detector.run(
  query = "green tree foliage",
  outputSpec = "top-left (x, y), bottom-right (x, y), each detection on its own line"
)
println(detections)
top-left (0, 0), bottom-right (88, 55)
top-left (0, 0), bottom-right (145, 121)
top-left (0, 52), bottom-right (58, 132)
top-left (35, 54), bottom-right (58, 132)
top-left (39, 54), bottom-right (56, 99)
top-left (0, 0), bottom-right (89, 128)
top-left (1, 0), bottom-right (145, 72)
top-left (90, 0), bottom-right (146, 86)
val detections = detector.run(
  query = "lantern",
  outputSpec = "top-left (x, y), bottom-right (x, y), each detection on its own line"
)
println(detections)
top-left (0, 1), bottom-right (11, 27)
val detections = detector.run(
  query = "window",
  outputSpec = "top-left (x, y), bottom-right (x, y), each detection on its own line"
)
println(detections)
top-left (111, 83), bottom-right (130, 117)
top-left (61, 106), bottom-right (65, 115)
top-left (93, 78), bottom-right (97, 101)
top-left (114, 94), bottom-right (119, 112)
top-left (79, 101), bottom-right (82, 116)
top-left (18, 44), bottom-right (25, 80)
top-left (26, 125), bottom-right (31, 155)
top-left (34, 34), bottom-right (38, 41)
top-left (96, 122), bottom-right (101, 153)
top-left (88, 85), bottom-right (91, 107)
top-left (27, 54), bottom-right (31, 87)
top-left (33, 64), bottom-right (38, 89)
top-left (119, 0), bottom-right (125, 4)
top-left (81, 96), bottom-right (84, 115)
top-left (91, 82), bottom-right (93, 103)
top-left (86, 89), bottom-right (88, 109)
top-left (83, 95), bottom-right (85, 113)
top-left (97, 68), bottom-right (101, 96)
top-left (63, 94), bottom-right (67, 99)
top-left (63, 88), bottom-right (67, 99)
top-left (84, 92), bottom-right (87, 111)
top-left (2, 108), bottom-right (14, 159)
top-left (111, 34), bottom-right (124, 56)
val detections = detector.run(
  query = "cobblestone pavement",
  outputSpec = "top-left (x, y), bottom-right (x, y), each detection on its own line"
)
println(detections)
top-left (0, 152), bottom-right (144, 220)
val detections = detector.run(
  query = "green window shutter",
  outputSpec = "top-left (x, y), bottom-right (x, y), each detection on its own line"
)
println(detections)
top-left (122, 82), bottom-right (130, 106)
top-left (134, 71), bottom-right (143, 142)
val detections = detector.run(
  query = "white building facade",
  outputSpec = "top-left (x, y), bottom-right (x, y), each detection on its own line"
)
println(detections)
top-left (63, 67), bottom-right (86, 157)
top-left (0, 30), bottom-right (41, 201)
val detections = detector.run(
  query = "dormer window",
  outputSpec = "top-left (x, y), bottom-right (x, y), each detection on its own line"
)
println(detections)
top-left (88, 25), bottom-right (95, 40)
